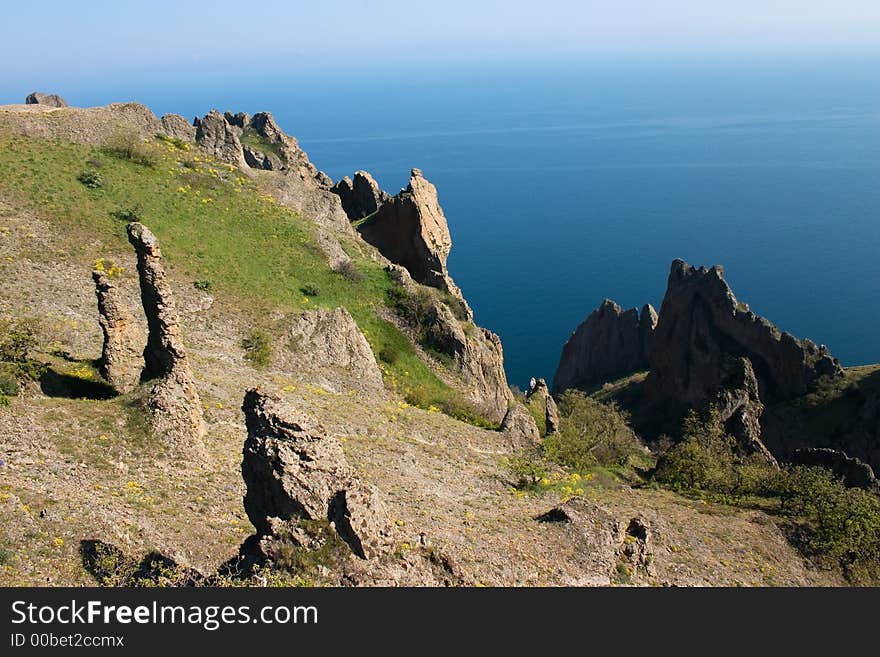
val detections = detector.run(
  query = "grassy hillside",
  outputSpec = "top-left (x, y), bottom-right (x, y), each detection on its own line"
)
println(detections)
top-left (0, 131), bottom-right (481, 421)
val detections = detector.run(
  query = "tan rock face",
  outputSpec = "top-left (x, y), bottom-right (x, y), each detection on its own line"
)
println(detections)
top-left (712, 356), bottom-right (776, 464)
top-left (646, 259), bottom-right (843, 408)
top-left (92, 270), bottom-right (142, 394)
top-left (526, 378), bottom-right (559, 434)
top-left (194, 110), bottom-right (245, 168)
top-left (331, 170), bottom-right (391, 220)
top-left (500, 403), bottom-right (541, 449)
top-left (553, 299), bottom-right (656, 394)
top-left (25, 92), bottom-right (67, 108)
top-left (241, 389), bottom-right (393, 559)
top-left (277, 307), bottom-right (383, 392)
top-left (159, 113), bottom-right (195, 142)
top-left (126, 222), bottom-right (204, 452)
top-left (357, 169), bottom-right (456, 293)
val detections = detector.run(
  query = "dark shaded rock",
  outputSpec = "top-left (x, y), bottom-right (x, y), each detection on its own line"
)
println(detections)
top-left (552, 299), bottom-right (656, 394)
top-left (224, 111), bottom-right (250, 129)
top-left (159, 113), bottom-right (195, 142)
top-left (127, 222), bottom-right (204, 452)
top-left (790, 447), bottom-right (877, 489)
top-left (25, 92), bottom-right (67, 108)
top-left (500, 403), bottom-right (541, 449)
top-left (331, 170), bottom-right (392, 220)
top-left (646, 259), bottom-right (843, 409)
top-left (314, 171), bottom-right (333, 188)
top-left (194, 109), bottom-right (245, 167)
top-left (241, 389), bottom-right (393, 559)
top-left (357, 169), bottom-right (457, 294)
top-left (92, 269), bottom-right (142, 394)
top-left (712, 356), bottom-right (777, 464)
top-left (242, 144), bottom-right (282, 171)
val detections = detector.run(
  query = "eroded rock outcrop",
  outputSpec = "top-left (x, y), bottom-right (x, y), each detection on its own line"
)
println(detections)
top-left (526, 377), bottom-right (559, 434)
top-left (711, 356), bottom-right (776, 463)
top-left (331, 171), bottom-right (392, 220)
top-left (194, 110), bottom-right (246, 168)
top-left (552, 299), bottom-right (656, 394)
top-left (500, 404), bottom-right (541, 449)
top-left (276, 307), bottom-right (383, 392)
top-left (159, 113), bottom-right (195, 142)
top-left (92, 269), bottom-right (142, 394)
top-left (357, 169), bottom-right (458, 295)
top-left (25, 92), bottom-right (67, 108)
top-left (646, 259), bottom-right (842, 409)
top-left (127, 222), bottom-right (204, 451)
top-left (241, 389), bottom-right (394, 559)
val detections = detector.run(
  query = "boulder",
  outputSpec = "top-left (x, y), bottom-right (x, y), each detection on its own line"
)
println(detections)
top-left (790, 448), bottom-right (877, 489)
top-left (331, 170), bottom-right (392, 220)
top-left (500, 403), bottom-right (541, 449)
top-left (224, 111), bottom-right (250, 129)
top-left (646, 259), bottom-right (843, 409)
top-left (92, 269), bottom-right (143, 394)
top-left (277, 307), bottom-right (383, 392)
top-left (194, 109), bottom-right (246, 168)
top-left (241, 389), bottom-right (394, 559)
top-left (357, 168), bottom-right (457, 294)
top-left (127, 222), bottom-right (204, 452)
top-left (25, 92), bottom-right (67, 108)
top-left (159, 113), bottom-right (195, 142)
top-left (242, 144), bottom-right (283, 171)
top-left (552, 299), bottom-right (656, 394)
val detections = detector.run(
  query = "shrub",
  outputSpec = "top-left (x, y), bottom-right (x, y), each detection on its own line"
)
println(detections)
top-left (193, 279), bottom-right (213, 292)
top-left (110, 204), bottom-right (141, 222)
top-left (241, 330), bottom-right (272, 368)
top-left (0, 395), bottom-right (10, 407)
top-left (505, 453), bottom-right (548, 489)
top-left (543, 390), bottom-right (641, 470)
top-left (102, 131), bottom-right (158, 167)
top-left (155, 133), bottom-right (190, 151)
top-left (300, 284), bottom-right (320, 297)
top-left (0, 365), bottom-right (19, 395)
top-left (335, 260), bottom-right (364, 283)
top-left (77, 170), bottom-right (103, 189)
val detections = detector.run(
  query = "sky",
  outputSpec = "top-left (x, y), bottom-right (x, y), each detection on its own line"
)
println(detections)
top-left (2, 1), bottom-right (879, 88)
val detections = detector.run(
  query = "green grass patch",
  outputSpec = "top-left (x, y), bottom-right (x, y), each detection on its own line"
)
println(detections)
top-left (0, 134), bottom-right (484, 423)
top-left (239, 128), bottom-right (285, 161)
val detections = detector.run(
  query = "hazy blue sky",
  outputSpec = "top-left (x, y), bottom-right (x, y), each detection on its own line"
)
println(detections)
top-left (2, 1), bottom-right (879, 86)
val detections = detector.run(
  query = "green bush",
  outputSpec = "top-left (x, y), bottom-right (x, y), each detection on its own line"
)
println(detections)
top-left (0, 318), bottom-right (46, 383)
top-left (0, 394), bottom-right (11, 407)
top-left (155, 133), bottom-right (190, 151)
top-left (241, 330), bottom-right (272, 368)
top-left (300, 284), bottom-right (320, 297)
top-left (110, 204), bottom-right (142, 222)
top-left (378, 343), bottom-right (401, 364)
top-left (102, 131), bottom-right (158, 167)
top-left (504, 453), bottom-right (548, 489)
top-left (334, 260), bottom-right (364, 283)
top-left (193, 279), bottom-right (213, 292)
top-left (0, 365), bottom-right (19, 395)
top-left (77, 170), bottom-right (103, 189)
top-left (543, 390), bottom-right (641, 469)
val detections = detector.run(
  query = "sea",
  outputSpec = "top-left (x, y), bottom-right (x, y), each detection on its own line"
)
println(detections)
top-left (10, 52), bottom-right (879, 388)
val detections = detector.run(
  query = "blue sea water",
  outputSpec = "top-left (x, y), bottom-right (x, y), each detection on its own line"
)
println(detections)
top-left (10, 53), bottom-right (880, 387)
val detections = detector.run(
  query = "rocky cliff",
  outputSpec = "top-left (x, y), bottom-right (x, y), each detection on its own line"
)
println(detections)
top-left (553, 299), bottom-right (656, 394)
top-left (646, 259), bottom-right (842, 408)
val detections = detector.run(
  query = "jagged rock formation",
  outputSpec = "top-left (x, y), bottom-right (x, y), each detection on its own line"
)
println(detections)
top-left (159, 113), bottom-right (195, 142)
top-left (241, 389), bottom-right (394, 559)
top-left (25, 92), bottom-right (67, 108)
top-left (421, 296), bottom-right (511, 423)
top-left (790, 448), bottom-right (877, 489)
top-left (646, 259), bottom-right (842, 409)
top-left (357, 169), bottom-right (459, 296)
top-left (500, 403), bottom-right (541, 449)
top-left (92, 269), bottom-right (142, 394)
top-left (277, 307), bottom-right (383, 392)
top-left (331, 171), bottom-right (392, 220)
top-left (526, 378), bottom-right (559, 434)
top-left (126, 222), bottom-right (204, 452)
top-left (553, 299), bottom-right (656, 394)
top-left (194, 109), bottom-right (246, 168)
top-left (711, 357), bottom-right (776, 463)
